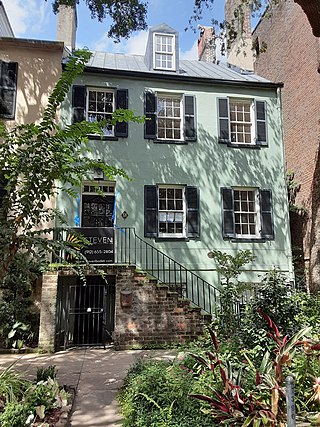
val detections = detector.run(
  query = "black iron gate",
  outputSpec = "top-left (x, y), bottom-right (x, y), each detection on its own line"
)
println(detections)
top-left (55, 275), bottom-right (115, 350)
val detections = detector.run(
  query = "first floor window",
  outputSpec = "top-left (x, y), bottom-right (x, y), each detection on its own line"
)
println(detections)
top-left (87, 89), bottom-right (114, 136)
top-left (81, 181), bottom-right (115, 227)
top-left (157, 95), bottom-right (182, 140)
top-left (158, 186), bottom-right (185, 237)
top-left (221, 187), bottom-right (274, 240)
top-left (233, 189), bottom-right (259, 237)
top-left (144, 185), bottom-right (199, 239)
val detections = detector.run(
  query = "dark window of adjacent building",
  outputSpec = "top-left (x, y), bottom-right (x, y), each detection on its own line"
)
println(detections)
top-left (0, 61), bottom-right (18, 120)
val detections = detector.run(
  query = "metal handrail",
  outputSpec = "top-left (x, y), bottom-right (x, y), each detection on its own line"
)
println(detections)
top-left (114, 227), bottom-right (220, 315)
top-left (53, 226), bottom-right (220, 315)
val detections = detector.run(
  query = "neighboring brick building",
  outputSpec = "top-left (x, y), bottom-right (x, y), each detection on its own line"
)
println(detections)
top-left (252, 0), bottom-right (320, 290)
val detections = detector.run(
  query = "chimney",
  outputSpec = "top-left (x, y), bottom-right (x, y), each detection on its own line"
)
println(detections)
top-left (198, 26), bottom-right (216, 63)
top-left (225, 0), bottom-right (254, 71)
top-left (56, 4), bottom-right (77, 51)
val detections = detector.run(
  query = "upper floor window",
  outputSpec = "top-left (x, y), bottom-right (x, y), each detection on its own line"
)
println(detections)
top-left (153, 33), bottom-right (175, 70)
top-left (87, 88), bottom-right (114, 136)
top-left (221, 187), bottom-right (274, 241)
top-left (0, 60), bottom-right (18, 120)
top-left (218, 97), bottom-right (267, 147)
top-left (144, 92), bottom-right (196, 143)
top-left (72, 85), bottom-right (129, 138)
top-left (157, 95), bottom-right (182, 140)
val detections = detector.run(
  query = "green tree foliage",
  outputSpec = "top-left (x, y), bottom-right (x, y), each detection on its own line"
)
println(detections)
top-left (51, 0), bottom-right (148, 41)
top-left (0, 49), bottom-right (143, 286)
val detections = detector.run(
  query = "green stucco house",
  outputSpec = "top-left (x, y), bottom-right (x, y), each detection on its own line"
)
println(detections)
top-left (40, 23), bottom-right (293, 351)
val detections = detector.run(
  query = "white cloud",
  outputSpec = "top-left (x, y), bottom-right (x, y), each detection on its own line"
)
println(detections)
top-left (2, 0), bottom-right (50, 37)
top-left (92, 30), bottom-right (148, 54)
top-left (180, 39), bottom-right (198, 60)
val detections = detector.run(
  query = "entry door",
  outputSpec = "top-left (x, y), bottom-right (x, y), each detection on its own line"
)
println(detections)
top-left (55, 275), bottom-right (115, 349)
top-left (81, 194), bottom-right (115, 227)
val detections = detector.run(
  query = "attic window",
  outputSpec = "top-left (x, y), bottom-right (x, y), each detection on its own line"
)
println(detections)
top-left (153, 33), bottom-right (175, 70)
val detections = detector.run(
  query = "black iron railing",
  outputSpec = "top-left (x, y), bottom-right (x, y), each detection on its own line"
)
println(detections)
top-left (54, 226), bottom-right (221, 315)
top-left (114, 227), bottom-right (220, 315)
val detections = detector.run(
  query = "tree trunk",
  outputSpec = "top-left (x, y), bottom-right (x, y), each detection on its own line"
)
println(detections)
top-left (294, 0), bottom-right (320, 37)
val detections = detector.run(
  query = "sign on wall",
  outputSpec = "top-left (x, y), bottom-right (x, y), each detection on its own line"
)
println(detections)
top-left (67, 227), bottom-right (115, 264)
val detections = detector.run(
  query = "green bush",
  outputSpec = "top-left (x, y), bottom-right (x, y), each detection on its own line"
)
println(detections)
top-left (118, 358), bottom-right (213, 427)
top-left (0, 402), bottom-right (33, 427)
top-left (36, 365), bottom-right (57, 382)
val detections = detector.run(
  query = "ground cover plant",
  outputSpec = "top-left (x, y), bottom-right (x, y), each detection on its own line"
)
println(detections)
top-left (0, 364), bottom-right (70, 426)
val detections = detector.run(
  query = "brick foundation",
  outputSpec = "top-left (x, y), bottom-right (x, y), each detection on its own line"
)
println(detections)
top-left (38, 266), bottom-right (208, 352)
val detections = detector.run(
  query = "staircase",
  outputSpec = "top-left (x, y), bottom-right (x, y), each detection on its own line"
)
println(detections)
top-left (113, 266), bottom-right (212, 350)
top-left (114, 227), bottom-right (221, 316)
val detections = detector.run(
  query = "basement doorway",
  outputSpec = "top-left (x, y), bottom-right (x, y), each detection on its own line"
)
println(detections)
top-left (55, 275), bottom-right (115, 350)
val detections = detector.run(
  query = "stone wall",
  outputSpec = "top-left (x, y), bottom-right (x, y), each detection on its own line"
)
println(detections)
top-left (38, 271), bottom-right (59, 352)
top-left (38, 266), bottom-right (208, 352)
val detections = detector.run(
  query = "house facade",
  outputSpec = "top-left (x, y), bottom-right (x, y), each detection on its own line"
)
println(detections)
top-left (39, 23), bottom-right (293, 350)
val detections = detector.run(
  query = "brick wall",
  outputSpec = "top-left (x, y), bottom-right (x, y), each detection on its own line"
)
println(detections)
top-left (113, 267), bottom-right (208, 350)
top-left (253, 0), bottom-right (320, 288)
top-left (38, 266), bottom-right (208, 351)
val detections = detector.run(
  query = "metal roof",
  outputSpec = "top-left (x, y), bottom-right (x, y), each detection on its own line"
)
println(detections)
top-left (0, 1), bottom-right (14, 37)
top-left (86, 51), bottom-right (278, 87)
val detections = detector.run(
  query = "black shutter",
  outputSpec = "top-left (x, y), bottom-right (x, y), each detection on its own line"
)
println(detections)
top-left (221, 188), bottom-right (235, 238)
top-left (144, 92), bottom-right (157, 139)
top-left (184, 95), bottom-right (197, 142)
top-left (144, 185), bottom-right (158, 237)
top-left (186, 186), bottom-right (199, 238)
top-left (0, 61), bottom-right (18, 119)
top-left (218, 98), bottom-right (230, 143)
top-left (72, 85), bottom-right (86, 123)
top-left (255, 101), bottom-right (267, 146)
top-left (260, 189), bottom-right (274, 239)
top-left (115, 89), bottom-right (128, 137)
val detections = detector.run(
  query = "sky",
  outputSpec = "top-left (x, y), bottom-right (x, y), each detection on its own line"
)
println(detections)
top-left (2, 0), bottom-right (226, 60)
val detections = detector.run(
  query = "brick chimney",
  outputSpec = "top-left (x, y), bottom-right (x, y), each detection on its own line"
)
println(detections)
top-left (198, 26), bottom-right (216, 63)
top-left (225, 0), bottom-right (254, 71)
top-left (56, 4), bottom-right (77, 51)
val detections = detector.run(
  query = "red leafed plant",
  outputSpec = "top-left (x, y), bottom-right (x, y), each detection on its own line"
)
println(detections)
top-left (188, 311), bottom-right (313, 426)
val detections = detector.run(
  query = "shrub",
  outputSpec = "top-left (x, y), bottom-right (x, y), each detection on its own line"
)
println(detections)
top-left (0, 402), bottom-right (33, 427)
top-left (36, 365), bottom-right (57, 382)
top-left (118, 358), bottom-right (213, 427)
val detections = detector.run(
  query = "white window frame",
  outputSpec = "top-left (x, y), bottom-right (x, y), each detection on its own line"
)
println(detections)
top-left (158, 185), bottom-right (186, 238)
top-left (86, 88), bottom-right (115, 136)
top-left (153, 33), bottom-right (175, 70)
top-left (229, 98), bottom-right (256, 145)
top-left (157, 93), bottom-right (183, 141)
top-left (233, 187), bottom-right (261, 238)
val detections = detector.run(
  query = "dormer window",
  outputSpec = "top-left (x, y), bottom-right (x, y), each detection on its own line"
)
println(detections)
top-left (154, 33), bottom-right (175, 70)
